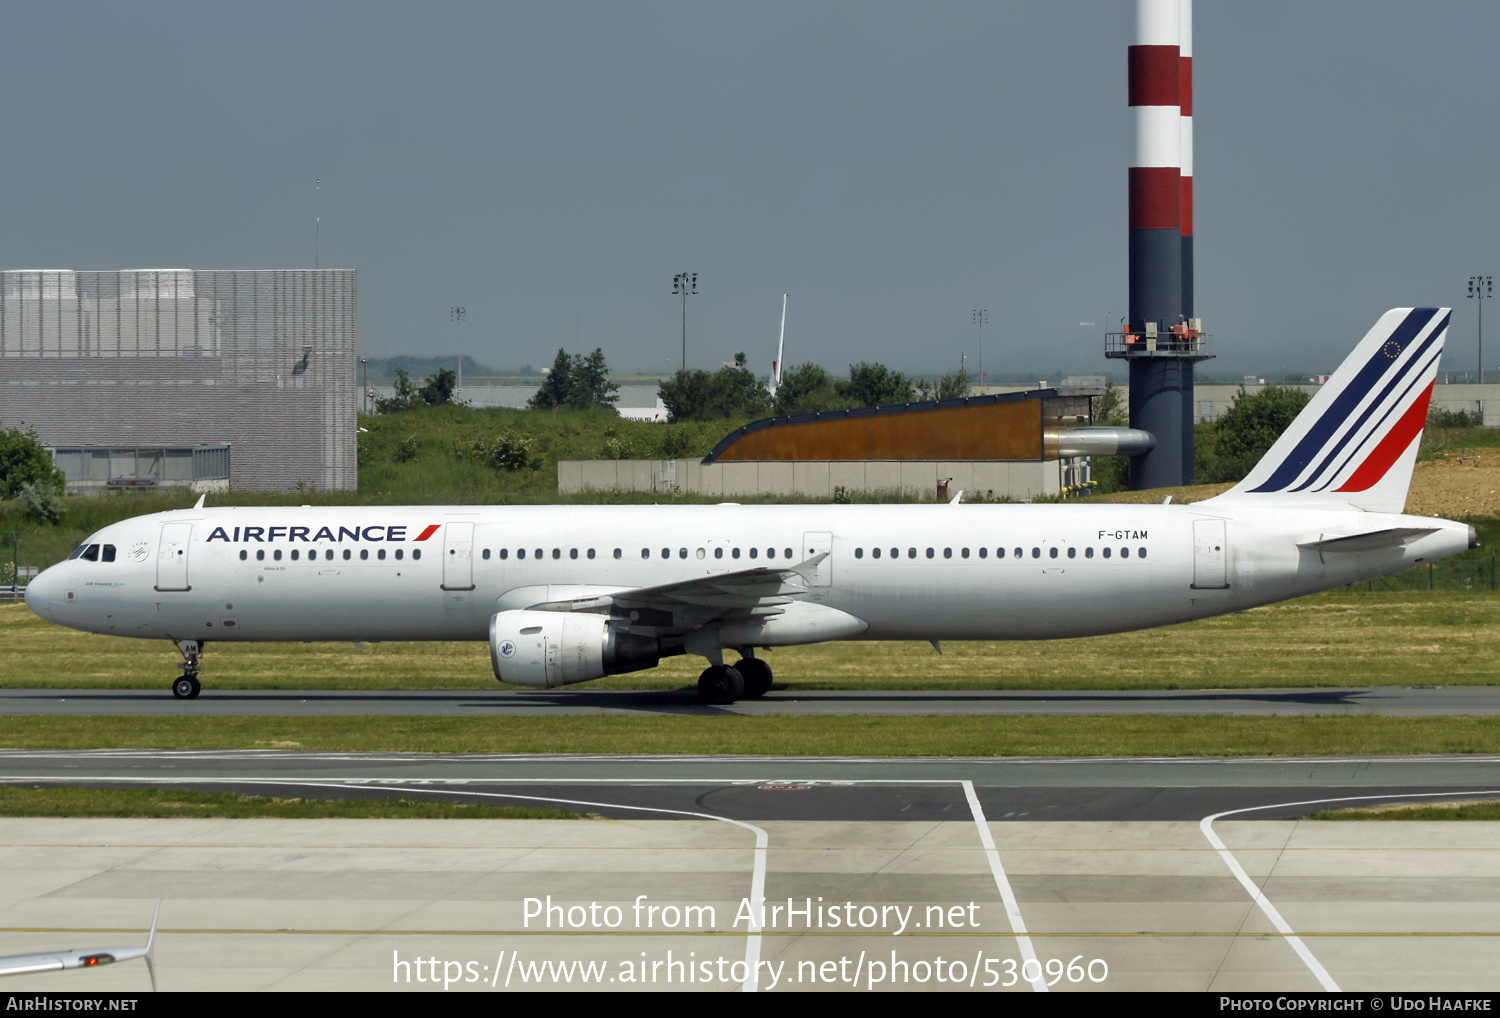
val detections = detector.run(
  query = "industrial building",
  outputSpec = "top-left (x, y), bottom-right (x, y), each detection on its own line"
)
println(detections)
top-left (0, 268), bottom-right (356, 492)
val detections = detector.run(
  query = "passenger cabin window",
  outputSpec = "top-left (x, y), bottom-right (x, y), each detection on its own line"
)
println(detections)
top-left (499, 549), bottom-right (508, 560)
top-left (570, 548), bottom-right (578, 560)
top-left (413, 549), bottom-right (421, 561)
top-left (534, 548), bottom-right (542, 559)
top-left (1030, 548), bottom-right (1039, 558)
top-left (926, 548), bottom-right (935, 559)
top-left (714, 548), bottom-right (724, 559)
top-left (1013, 547), bottom-right (1022, 559)
top-left (784, 548), bottom-right (792, 559)
top-left (361, 549), bottom-right (370, 560)
top-left (1085, 547), bottom-right (1094, 558)
top-left (378, 549), bottom-right (387, 560)
top-left (614, 549), bottom-right (622, 559)
top-left (395, 549), bottom-right (404, 561)
top-left (518, 549), bottom-right (527, 560)
top-left (239, 550), bottom-right (248, 561)
top-left (732, 548), bottom-right (741, 558)
top-left (1049, 547), bottom-right (1059, 559)
top-left (661, 548), bottom-right (670, 559)
top-left (274, 550), bottom-right (283, 561)
top-left (483, 549), bottom-right (491, 560)
top-left (979, 547), bottom-right (988, 559)
top-left (291, 550), bottom-right (300, 561)
top-left (552, 548), bottom-right (561, 560)
top-left (908, 548), bottom-right (916, 559)
top-left (855, 548), bottom-right (864, 559)
top-left (1121, 547), bottom-right (1130, 559)
top-left (256, 550), bottom-right (265, 561)
top-left (872, 548), bottom-right (881, 559)
top-left (344, 549), bottom-right (352, 560)
top-left (1139, 547), bottom-right (1147, 559)
top-left (961, 548), bottom-right (969, 558)
top-left (641, 548), bottom-right (650, 559)
top-left (749, 548), bottom-right (758, 559)
top-left (1103, 547), bottom-right (1112, 559)
top-left (587, 549), bottom-right (596, 559)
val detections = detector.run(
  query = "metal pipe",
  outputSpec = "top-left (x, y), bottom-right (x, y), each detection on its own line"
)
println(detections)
top-left (1045, 426), bottom-right (1157, 459)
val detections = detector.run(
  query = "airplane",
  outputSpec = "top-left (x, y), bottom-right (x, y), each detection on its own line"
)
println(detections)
top-left (24, 308), bottom-right (1474, 705)
top-left (0, 900), bottom-right (158, 989)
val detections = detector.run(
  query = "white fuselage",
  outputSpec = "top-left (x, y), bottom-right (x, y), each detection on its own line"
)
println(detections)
top-left (24, 502), bottom-right (1472, 650)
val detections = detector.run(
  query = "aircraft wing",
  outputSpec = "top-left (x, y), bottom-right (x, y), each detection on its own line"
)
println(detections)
top-left (0, 901), bottom-right (157, 987)
top-left (523, 553), bottom-right (828, 632)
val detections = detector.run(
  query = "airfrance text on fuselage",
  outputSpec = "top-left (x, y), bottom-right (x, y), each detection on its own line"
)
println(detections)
top-left (206, 525), bottom-right (436, 544)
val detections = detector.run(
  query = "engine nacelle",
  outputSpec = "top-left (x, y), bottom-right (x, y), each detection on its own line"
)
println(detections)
top-left (489, 610), bottom-right (660, 688)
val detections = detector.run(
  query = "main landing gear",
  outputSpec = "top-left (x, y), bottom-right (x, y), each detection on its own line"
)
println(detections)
top-left (696, 656), bottom-right (773, 705)
top-left (172, 640), bottom-right (203, 699)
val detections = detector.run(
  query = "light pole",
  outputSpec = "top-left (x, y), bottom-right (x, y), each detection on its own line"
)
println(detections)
top-left (673, 272), bottom-right (697, 372)
top-left (1470, 277), bottom-right (1492, 384)
top-left (450, 306), bottom-right (466, 395)
top-left (360, 357), bottom-right (368, 415)
top-left (972, 309), bottom-right (989, 389)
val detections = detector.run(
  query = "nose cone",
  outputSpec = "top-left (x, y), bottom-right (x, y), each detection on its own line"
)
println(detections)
top-left (23, 565), bottom-right (61, 621)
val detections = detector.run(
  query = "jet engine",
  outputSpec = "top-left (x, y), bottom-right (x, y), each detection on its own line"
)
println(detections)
top-left (489, 610), bottom-right (660, 687)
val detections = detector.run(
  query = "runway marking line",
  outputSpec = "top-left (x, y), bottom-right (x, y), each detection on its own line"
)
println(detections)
top-left (1201, 788), bottom-right (1500, 995)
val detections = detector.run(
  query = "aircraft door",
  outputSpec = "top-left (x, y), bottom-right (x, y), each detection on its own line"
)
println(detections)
top-left (155, 522), bottom-right (193, 591)
top-left (801, 532), bottom-right (833, 587)
top-left (1191, 519), bottom-right (1229, 589)
top-left (442, 521), bottom-right (476, 591)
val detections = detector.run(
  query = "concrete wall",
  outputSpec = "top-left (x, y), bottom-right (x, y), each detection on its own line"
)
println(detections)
top-left (558, 459), bottom-right (1066, 501)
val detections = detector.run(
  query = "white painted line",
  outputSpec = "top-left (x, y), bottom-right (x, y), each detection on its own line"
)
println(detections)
top-left (1199, 810), bottom-right (1340, 992)
top-left (962, 779), bottom-right (1047, 993)
top-left (38, 776), bottom-right (772, 994)
top-left (1202, 789), bottom-right (1500, 992)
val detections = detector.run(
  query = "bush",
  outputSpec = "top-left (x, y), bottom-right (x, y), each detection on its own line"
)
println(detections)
top-left (1429, 407), bottom-right (1483, 428)
top-left (19, 481), bottom-right (64, 524)
top-left (393, 434), bottom-right (420, 463)
top-left (659, 354), bottom-right (771, 422)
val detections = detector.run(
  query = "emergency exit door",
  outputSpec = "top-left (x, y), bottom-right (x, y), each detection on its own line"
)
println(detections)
top-left (1191, 519), bottom-right (1229, 589)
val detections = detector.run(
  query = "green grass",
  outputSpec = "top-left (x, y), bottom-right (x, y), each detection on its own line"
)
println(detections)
top-left (6, 590), bottom-right (1500, 691)
top-left (0, 784), bottom-right (584, 819)
top-left (1308, 800), bottom-right (1500, 821)
top-left (3, 714), bottom-right (1500, 756)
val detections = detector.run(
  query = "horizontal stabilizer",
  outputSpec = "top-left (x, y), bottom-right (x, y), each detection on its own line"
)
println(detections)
top-left (1298, 527), bottom-right (1438, 556)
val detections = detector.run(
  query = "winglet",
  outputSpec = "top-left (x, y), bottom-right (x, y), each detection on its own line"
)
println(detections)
top-left (193, 494), bottom-right (206, 510)
top-left (949, 490), bottom-right (964, 505)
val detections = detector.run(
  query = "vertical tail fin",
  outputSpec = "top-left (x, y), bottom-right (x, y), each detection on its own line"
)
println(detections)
top-left (1200, 307), bottom-right (1448, 513)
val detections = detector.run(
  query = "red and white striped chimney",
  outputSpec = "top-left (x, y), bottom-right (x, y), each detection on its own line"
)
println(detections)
top-left (1128, 0), bottom-right (1181, 332)
top-left (1179, 0), bottom-right (1194, 322)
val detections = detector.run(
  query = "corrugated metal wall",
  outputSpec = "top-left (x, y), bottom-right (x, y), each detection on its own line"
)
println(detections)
top-left (0, 269), bottom-right (355, 491)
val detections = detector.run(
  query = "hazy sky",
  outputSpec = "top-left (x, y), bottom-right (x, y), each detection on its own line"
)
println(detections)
top-left (1, 2), bottom-right (1496, 378)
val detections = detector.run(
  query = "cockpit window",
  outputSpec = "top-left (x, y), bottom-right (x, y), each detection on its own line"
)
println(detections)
top-left (80, 545), bottom-right (100, 562)
top-left (101, 545), bottom-right (116, 563)
top-left (67, 545), bottom-right (88, 560)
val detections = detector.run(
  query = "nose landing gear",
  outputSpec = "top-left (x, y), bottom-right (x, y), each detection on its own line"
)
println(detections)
top-left (172, 640), bottom-right (203, 699)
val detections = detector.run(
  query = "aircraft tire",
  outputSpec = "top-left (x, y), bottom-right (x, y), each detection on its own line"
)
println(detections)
top-left (734, 658), bottom-right (773, 697)
top-left (697, 665), bottom-right (744, 705)
top-left (172, 676), bottom-right (200, 700)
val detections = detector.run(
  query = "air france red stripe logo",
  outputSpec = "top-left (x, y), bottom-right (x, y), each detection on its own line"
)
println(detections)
top-left (1334, 382), bottom-right (1434, 493)
top-left (414, 524), bottom-right (442, 542)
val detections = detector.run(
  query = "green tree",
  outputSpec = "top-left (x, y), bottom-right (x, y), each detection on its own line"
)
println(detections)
top-left (528, 348), bottom-right (620, 410)
top-left (0, 424), bottom-right (64, 499)
top-left (417, 368), bottom-right (459, 407)
top-left (659, 354), bottom-right (771, 422)
top-left (772, 362), bottom-right (856, 415)
top-left (1201, 384), bottom-right (1311, 483)
top-left (374, 368), bottom-right (421, 413)
top-left (842, 361), bottom-right (916, 406)
top-left (916, 369), bottom-right (972, 402)
top-left (1093, 379), bottom-right (1126, 425)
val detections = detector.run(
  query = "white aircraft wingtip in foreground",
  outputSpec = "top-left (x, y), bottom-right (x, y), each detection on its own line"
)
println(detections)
top-left (26, 308), bottom-right (1475, 704)
top-left (0, 899), bottom-right (158, 989)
